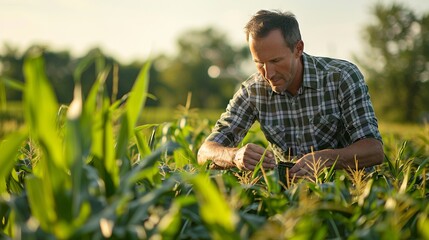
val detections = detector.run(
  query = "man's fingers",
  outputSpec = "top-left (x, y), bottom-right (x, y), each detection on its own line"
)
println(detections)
top-left (235, 144), bottom-right (276, 171)
top-left (243, 151), bottom-right (274, 164)
top-left (246, 144), bottom-right (275, 158)
top-left (243, 157), bottom-right (276, 170)
top-left (289, 167), bottom-right (313, 181)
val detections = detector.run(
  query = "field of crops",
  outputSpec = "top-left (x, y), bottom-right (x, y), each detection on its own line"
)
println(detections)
top-left (1, 55), bottom-right (429, 239)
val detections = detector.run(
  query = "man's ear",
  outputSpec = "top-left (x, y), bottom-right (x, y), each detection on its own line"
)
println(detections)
top-left (295, 40), bottom-right (304, 57)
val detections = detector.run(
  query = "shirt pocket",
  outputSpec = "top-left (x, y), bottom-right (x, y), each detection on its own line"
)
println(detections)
top-left (310, 113), bottom-right (341, 149)
top-left (262, 125), bottom-right (288, 152)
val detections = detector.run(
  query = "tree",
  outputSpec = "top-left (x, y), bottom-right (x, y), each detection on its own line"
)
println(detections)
top-left (0, 45), bottom-right (145, 105)
top-left (1, 27), bottom-right (252, 111)
top-left (355, 3), bottom-right (429, 122)
top-left (0, 44), bottom-right (25, 100)
top-left (152, 27), bottom-right (250, 109)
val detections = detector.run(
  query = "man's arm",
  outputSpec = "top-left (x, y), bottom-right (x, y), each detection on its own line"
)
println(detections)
top-left (197, 141), bottom-right (276, 170)
top-left (289, 138), bottom-right (384, 177)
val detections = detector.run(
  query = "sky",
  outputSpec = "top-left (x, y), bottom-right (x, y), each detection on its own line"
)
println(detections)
top-left (1, 0), bottom-right (429, 64)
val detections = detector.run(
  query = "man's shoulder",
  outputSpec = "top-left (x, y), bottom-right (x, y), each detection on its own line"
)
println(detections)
top-left (242, 73), bottom-right (269, 88)
top-left (306, 53), bottom-right (359, 73)
top-left (303, 53), bottom-right (365, 90)
top-left (236, 73), bottom-right (272, 98)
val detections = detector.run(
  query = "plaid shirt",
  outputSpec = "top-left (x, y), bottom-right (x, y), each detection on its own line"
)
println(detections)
top-left (207, 53), bottom-right (382, 159)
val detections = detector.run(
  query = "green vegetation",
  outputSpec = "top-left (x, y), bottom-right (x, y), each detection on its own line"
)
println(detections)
top-left (1, 53), bottom-right (429, 240)
top-left (355, 3), bottom-right (429, 122)
top-left (1, 2), bottom-right (429, 239)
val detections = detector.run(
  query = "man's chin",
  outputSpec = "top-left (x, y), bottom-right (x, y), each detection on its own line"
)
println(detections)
top-left (272, 86), bottom-right (285, 93)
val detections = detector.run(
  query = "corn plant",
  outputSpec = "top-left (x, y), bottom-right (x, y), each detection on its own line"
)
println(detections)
top-left (0, 52), bottom-right (429, 239)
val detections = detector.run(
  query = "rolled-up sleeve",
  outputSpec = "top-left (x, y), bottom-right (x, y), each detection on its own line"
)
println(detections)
top-left (206, 83), bottom-right (257, 147)
top-left (338, 64), bottom-right (382, 143)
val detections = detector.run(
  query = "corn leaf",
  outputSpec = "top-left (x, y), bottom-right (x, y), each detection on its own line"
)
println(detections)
top-left (116, 61), bottom-right (151, 159)
top-left (23, 55), bottom-right (65, 176)
top-left (134, 124), bottom-right (159, 157)
top-left (25, 175), bottom-right (57, 232)
top-left (187, 173), bottom-right (239, 239)
top-left (158, 196), bottom-right (197, 239)
top-left (0, 130), bottom-right (28, 193)
top-left (0, 76), bottom-right (25, 91)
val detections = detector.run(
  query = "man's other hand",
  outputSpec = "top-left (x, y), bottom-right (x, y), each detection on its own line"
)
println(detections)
top-left (233, 143), bottom-right (276, 170)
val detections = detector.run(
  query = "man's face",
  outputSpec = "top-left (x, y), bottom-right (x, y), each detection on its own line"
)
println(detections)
top-left (249, 29), bottom-right (303, 94)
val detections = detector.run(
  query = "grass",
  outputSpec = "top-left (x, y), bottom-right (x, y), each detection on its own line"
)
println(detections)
top-left (140, 107), bottom-right (223, 125)
top-left (378, 121), bottom-right (427, 139)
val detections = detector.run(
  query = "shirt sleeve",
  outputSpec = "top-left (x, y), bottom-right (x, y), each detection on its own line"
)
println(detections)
top-left (338, 64), bottom-right (383, 143)
top-left (206, 83), bottom-right (257, 147)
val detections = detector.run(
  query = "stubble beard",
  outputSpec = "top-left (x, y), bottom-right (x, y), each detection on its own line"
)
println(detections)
top-left (268, 75), bottom-right (292, 94)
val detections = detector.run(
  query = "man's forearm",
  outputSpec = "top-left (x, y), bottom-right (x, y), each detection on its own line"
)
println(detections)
top-left (197, 141), bottom-right (237, 168)
top-left (322, 138), bottom-right (384, 170)
top-left (290, 138), bottom-right (384, 176)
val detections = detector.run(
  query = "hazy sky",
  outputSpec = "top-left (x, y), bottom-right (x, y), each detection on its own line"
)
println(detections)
top-left (1, 0), bottom-right (428, 63)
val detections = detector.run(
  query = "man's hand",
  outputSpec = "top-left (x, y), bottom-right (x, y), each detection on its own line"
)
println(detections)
top-left (288, 152), bottom-right (332, 180)
top-left (197, 141), bottom-right (277, 170)
top-left (233, 143), bottom-right (276, 170)
top-left (287, 138), bottom-right (384, 181)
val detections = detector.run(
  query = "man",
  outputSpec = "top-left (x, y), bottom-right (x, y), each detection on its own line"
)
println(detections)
top-left (197, 10), bottom-right (384, 179)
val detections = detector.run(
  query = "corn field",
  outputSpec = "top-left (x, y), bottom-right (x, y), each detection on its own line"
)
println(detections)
top-left (1, 53), bottom-right (429, 240)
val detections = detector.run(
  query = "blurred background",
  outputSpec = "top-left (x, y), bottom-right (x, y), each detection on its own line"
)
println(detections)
top-left (1, 0), bottom-right (429, 135)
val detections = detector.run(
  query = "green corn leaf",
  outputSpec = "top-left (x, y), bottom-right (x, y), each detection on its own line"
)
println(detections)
top-left (23, 54), bottom-right (65, 177)
top-left (25, 175), bottom-right (57, 232)
top-left (173, 148), bottom-right (190, 169)
top-left (123, 141), bottom-right (179, 188)
top-left (126, 177), bottom-right (178, 224)
top-left (170, 128), bottom-right (198, 165)
top-left (158, 195), bottom-right (197, 239)
top-left (116, 61), bottom-right (151, 159)
top-left (73, 50), bottom-right (105, 85)
top-left (0, 76), bottom-right (25, 91)
top-left (65, 83), bottom-right (93, 218)
top-left (125, 61), bottom-right (151, 129)
top-left (134, 130), bottom-right (152, 158)
top-left (134, 124), bottom-right (159, 157)
top-left (186, 173), bottom-right (239, 239)
top-left (84, 67), bottom-right (110, 159)
top-left (0, 130), bottom-right (28, 193)
top-left (103, 102), bottom-right (118, 190)
top-left (81, 66), bottom-right (119, 193)
top-left (252, 148), bottom-right (268, 180)
top-left (65, 85), bottom-right (84, 168)
top-left (85, 70), bottom-right (107, 160)
top-left (7, 170), bottom-right (24, 194)
top-left (261, 167), bottom-right (280, 193)
top-left (418, 214), bottom-right (429, 239)
top-left (22, 54), bottom-right (77, 237)
top-left (90, 94), bottom-right (118, 196)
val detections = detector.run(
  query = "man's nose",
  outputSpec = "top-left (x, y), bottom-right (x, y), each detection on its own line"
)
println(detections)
top-left (264, 63), bottom-right (275, 79)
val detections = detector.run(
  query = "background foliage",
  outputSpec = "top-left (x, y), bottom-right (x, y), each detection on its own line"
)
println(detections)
top-left (0, 27), bottom-right (249, 110)
top-left (354, 3), bottom-right (429, 122)
top-left (1, 3), bottom-right (428, 123)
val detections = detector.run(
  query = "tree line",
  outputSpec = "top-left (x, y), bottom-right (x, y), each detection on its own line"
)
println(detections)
top-left (0, 27), bottom-right (250, 110)
top-left (1, 2), bottom-right (428, 122)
